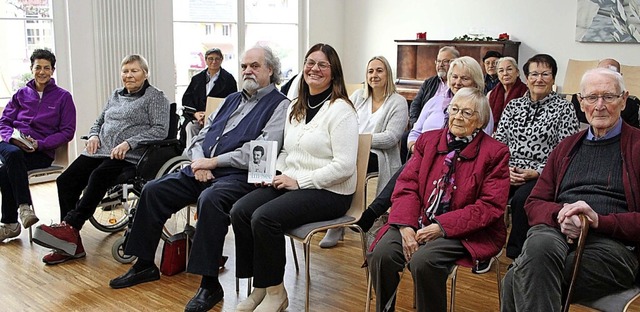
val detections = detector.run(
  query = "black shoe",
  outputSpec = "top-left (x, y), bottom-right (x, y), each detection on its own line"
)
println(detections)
top-left (109, 265), bottom-right (160, 289)
top-left (184, 287), bottom-right (224, 312)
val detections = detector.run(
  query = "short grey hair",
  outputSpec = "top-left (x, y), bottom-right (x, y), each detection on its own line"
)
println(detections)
top-left (580, 67), bottom-right (626, 95)
top-left (244, 45), bottom-right (282, 85)
top-left (121, 54), bottom-right (149, 76)
top-left (450, 87), bottom-right (491, 129)
top-left (497, 57), bottom-right (519, 72)
top-left (439, 46), bottom-right (460, 58)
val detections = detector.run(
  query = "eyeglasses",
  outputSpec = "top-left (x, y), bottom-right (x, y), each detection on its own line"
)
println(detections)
top-left (528, 71), bottom-right (553, 80)
top-left (436, 59), bottom-right (452, 66)
top-left (578, 92), bottom-right (625, 105)
top-left (448, 105), bottom-right (477, 119)
top-left (206, 57), bottom-right (223, 62)
top-left (484, 60), bottom-right (498, 66)
top-left (304, 59), bottom-right (331, 70)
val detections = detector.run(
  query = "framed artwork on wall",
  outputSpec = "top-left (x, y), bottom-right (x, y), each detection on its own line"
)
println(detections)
top-left (576, 0), bottom-right (640, 43)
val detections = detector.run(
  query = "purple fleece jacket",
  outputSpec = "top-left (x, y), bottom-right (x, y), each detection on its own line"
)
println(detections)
top-left (0, 78), bottom-right (76, 159)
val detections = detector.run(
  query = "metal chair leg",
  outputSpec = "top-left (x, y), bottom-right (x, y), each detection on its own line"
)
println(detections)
top-left (304, 241), bottom-right (311, 312)
top-left (290, 237), bottom-right (299, 272)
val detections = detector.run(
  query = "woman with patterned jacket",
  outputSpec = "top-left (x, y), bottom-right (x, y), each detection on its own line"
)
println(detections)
top-left (32, 54), bottom-right (170, 265)
top-left (494, 54), bottom-right (579, 260)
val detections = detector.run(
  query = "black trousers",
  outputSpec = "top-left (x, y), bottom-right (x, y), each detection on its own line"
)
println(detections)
top-left (230, 187), bottom-right (351, 288)
top-left (57, 155), bottom-right (133, 229)
top-left (367, 164), bottom-right (405, 217)
top-left (505, 179), bottom-right (538, 259)
top-left (367, 227), bottom-right (466, 312)
top-left (0, 142), bottom-right (52, 223)
top-left (124, 171), bottom-right (254, 277)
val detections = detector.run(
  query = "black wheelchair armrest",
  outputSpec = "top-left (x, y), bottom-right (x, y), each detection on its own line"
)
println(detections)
top-left (138, 138), bottom-right (181, 147)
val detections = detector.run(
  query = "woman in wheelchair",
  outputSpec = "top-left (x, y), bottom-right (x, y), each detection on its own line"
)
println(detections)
top-left (32, 54), bottom-right (170, 265)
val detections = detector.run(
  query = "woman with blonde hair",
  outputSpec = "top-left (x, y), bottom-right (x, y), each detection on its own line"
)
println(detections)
top-left (320, 55), bottom-right (408, 248)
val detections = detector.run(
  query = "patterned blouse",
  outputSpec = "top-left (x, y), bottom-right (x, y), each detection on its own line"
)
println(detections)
top-left (494, 91), bottom-right (579, 173)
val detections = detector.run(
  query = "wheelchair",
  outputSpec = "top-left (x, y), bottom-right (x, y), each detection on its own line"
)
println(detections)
top-left (76, 103), bottom-right (195, 263)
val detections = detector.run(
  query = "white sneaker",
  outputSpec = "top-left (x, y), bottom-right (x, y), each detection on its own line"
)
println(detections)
top-left (18, 204), bottom-right (39, 228)
top-left (0, 223), bottom-right (21, 241)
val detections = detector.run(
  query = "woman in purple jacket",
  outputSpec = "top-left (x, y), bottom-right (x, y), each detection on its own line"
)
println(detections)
top-left (0, 49), bottom-right (76, 242)
top-left (367, 88), bottom-right (509, 312)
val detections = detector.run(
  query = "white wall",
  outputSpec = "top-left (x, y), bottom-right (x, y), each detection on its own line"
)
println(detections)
top-left (310, 0), bottom-right (640, 91)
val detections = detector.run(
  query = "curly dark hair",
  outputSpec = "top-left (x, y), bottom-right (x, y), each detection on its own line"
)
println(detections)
top-left (30, 48), bottom-right (56, 69)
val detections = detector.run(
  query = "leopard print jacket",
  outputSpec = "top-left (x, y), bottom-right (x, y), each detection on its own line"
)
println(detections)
top-left (494, 91), bottom-right (579, 173)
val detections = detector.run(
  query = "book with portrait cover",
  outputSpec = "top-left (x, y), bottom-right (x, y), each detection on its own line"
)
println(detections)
top-left (248, 140), bottom-right (277, 184)
top-left (11, 129), bottom-right (35, 151)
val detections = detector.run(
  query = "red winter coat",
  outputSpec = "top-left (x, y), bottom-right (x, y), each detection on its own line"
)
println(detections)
top-left (525, 122), bottom-right (640, 257)
top-left (371, 128), bottom-right (510, 267)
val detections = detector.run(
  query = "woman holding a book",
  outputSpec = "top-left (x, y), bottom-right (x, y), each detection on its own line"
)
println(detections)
top-left (0, 49), bottom-right (76, 242)
top-left (230, 43), bottom-right (358, 312)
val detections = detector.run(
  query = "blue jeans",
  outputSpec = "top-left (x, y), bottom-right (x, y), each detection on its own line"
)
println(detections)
top-left (501, 224), bottom-right (638, 312)
top-left (0, 142), bottom-right (52, 224)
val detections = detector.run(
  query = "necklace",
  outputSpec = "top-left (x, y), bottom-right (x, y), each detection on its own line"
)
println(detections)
top-left (307, 94), bottom-right (331, 109)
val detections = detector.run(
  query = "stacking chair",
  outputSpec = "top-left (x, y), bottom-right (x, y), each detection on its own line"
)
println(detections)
top-left (346, 83), bottom-right (364, 97)
top-left (285, 133), bottom-right (372, 312)
top-left (563, 214), bottom-right (640, 312)
top-left (24, 143), bottom-right (70, 241)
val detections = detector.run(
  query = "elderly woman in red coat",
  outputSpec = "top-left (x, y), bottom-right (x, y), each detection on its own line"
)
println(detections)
top-left (367, 87), bottom-right (510, 312)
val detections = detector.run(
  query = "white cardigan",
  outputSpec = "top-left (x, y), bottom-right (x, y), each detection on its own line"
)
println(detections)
top-left (276, 98), bottom-right (359, 195)
top-left (350, 89), bottom-right (408, 195)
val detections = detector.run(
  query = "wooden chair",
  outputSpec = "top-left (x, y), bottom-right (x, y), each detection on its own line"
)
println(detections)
top-left (562, 59), bottom-right (598, 95)
top-left (205, 96), bottom-right (224, 118)
top-left (286, 133), bottom-right (372, 312)
top-left (563, 214), bottom-right (640, 312)
top-left (346, 83), bottom-right (364, 97)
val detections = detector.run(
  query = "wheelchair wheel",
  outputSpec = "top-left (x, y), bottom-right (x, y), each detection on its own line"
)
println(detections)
top-left (89, 186), bottom-right (136, 233)
top-left (112, 236), bottom-right (137, 264)
top-left (154, 156), bottom-right (198, 241)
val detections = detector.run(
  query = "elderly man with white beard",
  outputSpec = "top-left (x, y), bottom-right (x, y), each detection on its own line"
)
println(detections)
top-left (109, 45), bottom-right (289, 312)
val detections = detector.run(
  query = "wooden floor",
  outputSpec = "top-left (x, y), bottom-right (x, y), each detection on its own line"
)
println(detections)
top-left (0, 181), bottom-right (632, 311)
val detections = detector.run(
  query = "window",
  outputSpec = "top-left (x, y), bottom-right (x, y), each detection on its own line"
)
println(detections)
top-left (173, 0), bottom-right (298, 104)
top-left (222, 24), bottom-right (230, 36)
top-left (0, 0), bottom-right (54, 101)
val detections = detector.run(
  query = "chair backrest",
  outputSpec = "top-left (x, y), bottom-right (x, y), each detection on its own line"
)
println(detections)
top-left (205, 97), bottom-right (224, 118)
top-left (621, 65), bottom-right (640, 98)
top-left (344, 134), bottom-right (372, 220)
top-left (346, 83), bottom-right (364, 97)
top-left (562, 59), bottom-right (598, 95)
top-left (167, 103), bottom-right (178, 140)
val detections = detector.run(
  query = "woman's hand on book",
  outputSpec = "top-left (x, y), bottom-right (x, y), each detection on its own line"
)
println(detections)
top-left (272, 174), bottom-right (299, 190)
top-left (10, 137), bottom-right (35, 152)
